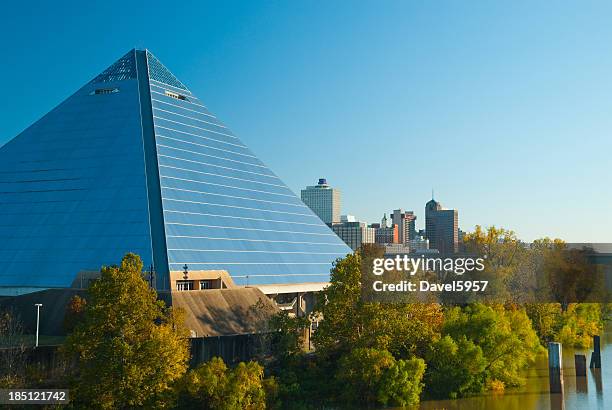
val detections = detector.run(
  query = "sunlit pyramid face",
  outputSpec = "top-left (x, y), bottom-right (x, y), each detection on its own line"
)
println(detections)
top-left (0, 49), bottom-right (351, 295)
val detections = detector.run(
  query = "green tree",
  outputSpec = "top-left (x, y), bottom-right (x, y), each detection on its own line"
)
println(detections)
top-left (313, 252), bottom-right (443, 359)
top-left (377, 356), bottom-right (426, 407)
top-left (64, 253), bottom-right (190, 409)
top-left (557, 303), bottom-right (603, 348)
top-left (180, 357), bottom-right (266, 410)
top-left (424, 335), bottom-right (486, 398)
top-left (443, 304), bottom-right (542, 387)
top-left (336, 348), bottom-right (425, 407)
top-left (525, 303), bottom-right (563, 344)
top-left (268, 310), bottom-right (310, 362)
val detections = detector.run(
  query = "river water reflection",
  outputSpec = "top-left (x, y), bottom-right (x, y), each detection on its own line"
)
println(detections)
top-left (416, 328), bottom-right (611, 410)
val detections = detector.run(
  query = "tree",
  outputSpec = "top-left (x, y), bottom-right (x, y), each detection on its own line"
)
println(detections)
top-left (462, 226), bottom-right (530, 303)
top-left (63, 294), bottom-right (87, 333)
top-left (424, 335), bottom-right (486, 398)
top-left (442, 303), bottom-right (542, 387)
top-left (540, 244), bottom-right (606, 309)
top-left (247, 298), bottom-right (309, 365)
top-left (377, 355), bottom-right (426, 407)
top-left (64, 253), bottom-right (190, 409)
top-left (267, 310), bottom-right (310, 362)
top-left (313, 252), bottom-right (443, 359)
top-left (525, 303), bottom-right (563, 344)
top-left (336, 348), bottom-right (425, 407)
top-left (0, 309), bottom-right (27, 388)
top-left (557, 303), bottom-right (603, 348)
top-left (179, 357), bottom-right (267, 410)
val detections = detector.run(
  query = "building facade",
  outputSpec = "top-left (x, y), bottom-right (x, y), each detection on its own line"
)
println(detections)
top-left (301, 178), bottom-right (341, 224)
top-left (391, 209), bottom-right (417, 245)
top-left (408, 234), bottom-right (430, 252)
top-left (0, 49), bottom-right (351, 295)
top-left (331, 221), bottom-right (375, 251)
top-left (425, 198), bottom-right (459, 253)
top-left (374, 225), bottom-right (399, 244)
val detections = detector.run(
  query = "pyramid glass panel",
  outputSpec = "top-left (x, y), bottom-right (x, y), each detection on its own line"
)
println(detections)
top-left (0, 49), bottom-right (351, 294)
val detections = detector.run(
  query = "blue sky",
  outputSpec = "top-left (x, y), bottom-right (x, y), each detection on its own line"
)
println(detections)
top-left (1, 1), bottom-right (610, 242)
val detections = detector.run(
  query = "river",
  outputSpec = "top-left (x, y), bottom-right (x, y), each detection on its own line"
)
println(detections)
top-left (416, 329), bottom-right (611, 410)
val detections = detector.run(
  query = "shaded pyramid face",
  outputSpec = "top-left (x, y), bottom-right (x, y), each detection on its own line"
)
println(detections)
top-left (0, 49), bottom-right (350, 294)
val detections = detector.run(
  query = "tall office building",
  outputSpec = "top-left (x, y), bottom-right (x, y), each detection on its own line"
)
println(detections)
top-left (301, 178), bottom-right (341, 224)
top-left (425, 197), bottom-right (459, 253)
top-left (391, 209), bottom-right (417, 245)
top-left (0, 49), bottom-right (351, 295)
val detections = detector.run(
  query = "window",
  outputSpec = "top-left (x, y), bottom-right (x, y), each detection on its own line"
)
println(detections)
top-left (199, 280), bottom-right (212, 290)
top-left (90, 88), bottom-right (119, 95)
top-left (176, 280), bottom-right (194, 291)
top-left (165, 90), bottom-right (189, 101)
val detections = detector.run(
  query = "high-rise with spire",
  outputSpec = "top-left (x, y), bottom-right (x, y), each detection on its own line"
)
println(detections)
top-left (381, 213), bottom-right (388, 228)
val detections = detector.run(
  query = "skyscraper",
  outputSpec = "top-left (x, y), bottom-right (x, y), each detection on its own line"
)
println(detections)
top-left (391, 209), bottom-right (417, 245)
top-left (0, 49), bottom-right (351, 295)
top-left (425, 197), bottom-right (459, 253)
top-left (301, 178), bottom-right (341, 224)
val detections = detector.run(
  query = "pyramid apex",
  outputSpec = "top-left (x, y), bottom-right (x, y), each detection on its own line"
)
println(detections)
top-left (89, 49), bottom-right (137, 85)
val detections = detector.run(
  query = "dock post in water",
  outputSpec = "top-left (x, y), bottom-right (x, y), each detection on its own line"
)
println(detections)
top-left (548, 342), bottom-right (564, 394)
top-left (589, 335), bottom-right (601, 369)
top-left (575, 354), bottom-right (587, 377)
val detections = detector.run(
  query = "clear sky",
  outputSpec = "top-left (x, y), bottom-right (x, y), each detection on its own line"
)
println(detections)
top-left (1, 1), bottom-right (610, 242)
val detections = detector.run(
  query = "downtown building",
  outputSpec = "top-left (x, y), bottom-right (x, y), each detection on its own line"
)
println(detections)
top-left (0, 50), bottom-right (352, 338)
top-left (371, 214), bottom-right (399, 245)
top-left (331, 220), bottom-right (375, 251)
top-left (391, 209), bottom-right (417, 245)
top-left (300, 178), bottom-right (341, 225)
top-left (425, 198), bottom-right (459, 253)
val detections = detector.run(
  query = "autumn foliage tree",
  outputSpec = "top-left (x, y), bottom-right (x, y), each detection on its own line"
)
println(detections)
top-left (63, 294), bottom-right (87, 333)
top-left (63, 253), bottom-right (190, 409)
top-left (313, 251), bottom-right (444, 359)
top-left (178, 357), bottom-right (267, 410)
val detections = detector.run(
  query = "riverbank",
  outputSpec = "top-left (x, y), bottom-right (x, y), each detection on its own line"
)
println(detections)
top-left (416, 326), bottom-right (611, 410)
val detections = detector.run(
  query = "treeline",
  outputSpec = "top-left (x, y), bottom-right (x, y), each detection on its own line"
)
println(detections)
top-left (0, 226), bottom-right (608, 408)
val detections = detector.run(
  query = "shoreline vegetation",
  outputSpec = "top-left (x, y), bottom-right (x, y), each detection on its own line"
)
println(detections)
top-left (0, 226), bottom-right (609, 409)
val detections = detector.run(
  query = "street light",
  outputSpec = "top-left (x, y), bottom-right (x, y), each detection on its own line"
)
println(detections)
top-left (148, 264), bottom-right (156, 289)
top-left (34, 303), bottom-right (42, 348)
top-left (183, 264), bottom-right (189, 280)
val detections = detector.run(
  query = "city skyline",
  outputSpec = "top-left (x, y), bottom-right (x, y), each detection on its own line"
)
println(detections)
top-left (1, 2), bottom-right (611, 242)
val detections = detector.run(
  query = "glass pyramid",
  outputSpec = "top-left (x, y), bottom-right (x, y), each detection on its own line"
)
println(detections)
top-left (0, 49), bottom-right (350, 294)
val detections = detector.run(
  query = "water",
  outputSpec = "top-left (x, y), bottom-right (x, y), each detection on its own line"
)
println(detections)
top-left (417, 329), bottom-right (611, 410)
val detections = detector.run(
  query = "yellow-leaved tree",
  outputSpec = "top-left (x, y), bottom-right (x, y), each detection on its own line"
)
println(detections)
top-left (64, 253), bottom-right (190, 409)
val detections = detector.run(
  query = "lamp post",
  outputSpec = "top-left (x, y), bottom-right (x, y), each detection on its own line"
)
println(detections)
top-left (34, 303), bottom-right (42, 348)
top-left (183, 264), bottom-right (189, 280)
top-left (148, 264), bottom-right (156, 289)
